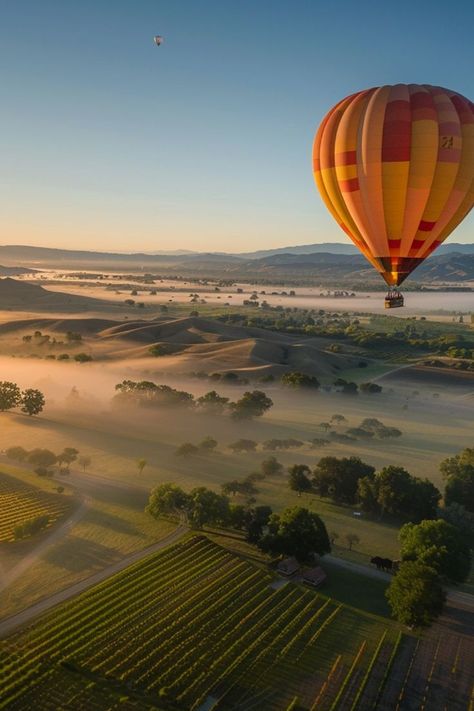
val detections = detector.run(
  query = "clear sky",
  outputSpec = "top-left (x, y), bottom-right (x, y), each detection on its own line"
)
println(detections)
top-left (1, 0), bottom-right (473, 252)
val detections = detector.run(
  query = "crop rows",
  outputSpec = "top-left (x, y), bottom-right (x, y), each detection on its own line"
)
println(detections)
top-left (0, 536), bottom-right (471, 710)
top-left (0, 473), bottom-right (71, 541)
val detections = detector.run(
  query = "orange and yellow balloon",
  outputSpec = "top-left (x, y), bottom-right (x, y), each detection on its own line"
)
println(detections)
top-left (312, 84), bottom-right (474, 286)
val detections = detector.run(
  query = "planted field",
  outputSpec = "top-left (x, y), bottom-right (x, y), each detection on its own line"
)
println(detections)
top-left (0, 536), bottom-right (471, 710)
top-left (0, 472), bottom-right (72, 542)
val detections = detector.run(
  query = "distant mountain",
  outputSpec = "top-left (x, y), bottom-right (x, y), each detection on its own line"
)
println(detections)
top-left (238, 241), bottom-right (474, 259)
top-left (238, 243), bottom-right (359, 258)
top-left (0, 244), bottom-right (473, 285)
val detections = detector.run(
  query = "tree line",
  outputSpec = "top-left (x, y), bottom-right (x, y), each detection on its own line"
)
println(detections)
top-left (146, 483), bottom-right (330, 562)
top-left (114, 380), bottom-right (273, 420)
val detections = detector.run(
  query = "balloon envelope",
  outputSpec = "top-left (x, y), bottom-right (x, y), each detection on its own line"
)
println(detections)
top-left (154, 35), bottom-right (163, 46)
top-left (313, 84), bottom-right (474, 286)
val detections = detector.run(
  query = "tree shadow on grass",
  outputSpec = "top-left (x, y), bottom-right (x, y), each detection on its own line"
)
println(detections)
top-left (43, 536), bottom-right (122, 573)
top-left (83, 507), bottom-right (144, 537)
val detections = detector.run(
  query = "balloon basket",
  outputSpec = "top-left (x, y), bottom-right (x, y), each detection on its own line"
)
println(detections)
top-left (384, 290), bottom-right (404, 309)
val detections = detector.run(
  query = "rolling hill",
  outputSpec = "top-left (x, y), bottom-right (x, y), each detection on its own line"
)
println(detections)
top-left (0, 312), bottom-right (360, 376)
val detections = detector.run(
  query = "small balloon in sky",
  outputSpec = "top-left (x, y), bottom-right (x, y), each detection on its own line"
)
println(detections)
top-left (154, 36), bottom-right (163, 46)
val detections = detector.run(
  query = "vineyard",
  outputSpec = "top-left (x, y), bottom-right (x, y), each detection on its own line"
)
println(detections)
top-left (0, 536), bottom-right (471, 710)
top-left (0, 471), bottom-right (72, 542)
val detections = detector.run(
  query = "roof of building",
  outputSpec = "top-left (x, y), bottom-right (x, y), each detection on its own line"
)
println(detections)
top-left (302, 566), bottom-right (327, 586)
top-left (277, 557), bottom-right (300, 575)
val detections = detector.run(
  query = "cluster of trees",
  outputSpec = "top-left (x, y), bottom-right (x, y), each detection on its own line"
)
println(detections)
top-left (222, 457), bottom-right (284, 499)
top-left (22, 330), bottom-right (82, 346)
top-left (14, 514), bottom-right (50, 540)
top-left (6, 445), bottom-right (88, 476)
top-left (114, 380), bottom-right (273, 421)
top-left (441, 447), bottom-right (474, 512)
top-left (284, 456), bottom-right (441, 523)
top-left (386, 518), bottom-right (471, 627)
top-left (175, 437), bottom-right (218, 457)
top-left (216, 310), bottom-right (474, 361)
top-left (281, 372), bottom-right (320, 389)
top-left (0, 382), bottom-right (45, 416)
top-left (357, 466), bottom-right (441, 521)
top-left (146, 483), bottom-right (330, 562)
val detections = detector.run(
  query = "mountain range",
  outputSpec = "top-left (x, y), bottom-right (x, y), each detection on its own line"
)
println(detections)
top-left (0, 242), bottom-right (473, 285)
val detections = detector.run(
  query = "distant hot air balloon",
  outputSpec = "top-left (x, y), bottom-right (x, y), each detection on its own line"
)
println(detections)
top-left (312, 84), bottom-right (474, 307)
top-left (154, 35), bottom-right (163, 46)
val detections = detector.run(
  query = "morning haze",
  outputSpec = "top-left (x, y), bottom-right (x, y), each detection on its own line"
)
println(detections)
top-left (0, 2), bottom-right (473, 711)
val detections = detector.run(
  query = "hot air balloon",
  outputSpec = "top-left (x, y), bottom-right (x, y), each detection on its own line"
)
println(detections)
top-left (312, 84), bottom-right (474, 307)
top-left (154, 35), bottom-right (163, 46)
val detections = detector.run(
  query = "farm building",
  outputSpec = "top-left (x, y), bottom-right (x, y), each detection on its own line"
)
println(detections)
top-left (302, 566), bottom-right (327, 588)
top-left (277, 557), bottom-right (300, 576)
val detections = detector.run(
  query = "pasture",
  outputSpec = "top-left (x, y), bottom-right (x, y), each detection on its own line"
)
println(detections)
top-left (0, 536), bottom-right (471, 711)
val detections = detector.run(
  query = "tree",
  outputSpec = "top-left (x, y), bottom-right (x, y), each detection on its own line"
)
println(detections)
top-left (258, 506), bottom-right (330, 562)
top-left (371, 466), bottom-right (414, 519)
top-left (196, 390), bottom-right (229, 415)
top-left (14, 514), bottom-right (50, 540)
top-left (0, 381), bottom-right (21, 411)
top-left (28, 448), bottom-right (57, 469)
top-left (137, 458), bottom-right (147, 475)
top-left (359, 382), bottom-right (383, 394)
top-left (187, 487), bottom-right (230, 529)
top-left (20, 389), bottom-right (45, 416)
top-left (357, 466), bottom-right (441, 522)
top-left (437, 503), bottom-right (474, 546)
top-left (175, 443), bottom-right (199, 457)
top-left (78, 455), bottom-right (91, 472)
top-left (199, 436), bottom-right (218, 452)
top-left (313, 456), bottom-right (375, 504)
top-left (228, 439), bottom-right (257, 453)
top-left (281, 372), bottom-right (320, 389)
top-left (230, 390), bottom-right (273, 420)
top-left (57, 447), bottom-right (79, 471)
top-left (330, 414), bottom-right (347, 424)
top-left (440, 448), bottom-right (474, 512)
top-left (5, 446), bottom-right (29, 461)
top-left (146, 483), bottom-right (190, 520)
top-left (345, 533), bottom-right (360, 550)
top-left (261, 457), bottom-right (283, 477)
top-left (399, 519), bottom-right (471, 583)
top-left (386, 561), bottom-right (445, 628)
top-left (288, 465), bottom-right (312, 496)
top-left (74, 353), bottom-right (93, 363)
top-left (318, 422), bottom-right (331, 432)
top-left (222, 480), bottom-right (242, 497)
top-left (333, 378), bottom-right (358, 395)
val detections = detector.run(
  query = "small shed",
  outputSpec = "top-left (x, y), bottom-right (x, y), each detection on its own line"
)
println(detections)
top-left (302, 566), bottom-right (327, 588)
top-left (277, 557), bottom-right (300, 576)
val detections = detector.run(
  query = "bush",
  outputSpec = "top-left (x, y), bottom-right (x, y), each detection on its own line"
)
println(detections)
top-left (14, 515), bottom-right (50, 539)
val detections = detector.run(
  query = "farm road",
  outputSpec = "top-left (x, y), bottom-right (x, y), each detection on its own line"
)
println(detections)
top-left (0, 523), bottom-right (188, 639)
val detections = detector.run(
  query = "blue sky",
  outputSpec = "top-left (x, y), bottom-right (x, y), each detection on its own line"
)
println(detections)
top-left (1, 0), bottom-right (473, 252)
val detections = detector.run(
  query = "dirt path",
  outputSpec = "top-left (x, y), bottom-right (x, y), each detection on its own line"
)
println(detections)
top-left (0, 523), bottom-right (188, 639)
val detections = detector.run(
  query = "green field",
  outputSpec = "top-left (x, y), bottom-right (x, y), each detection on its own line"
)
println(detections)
top-left (1, 536), bottom-right (471, 711)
